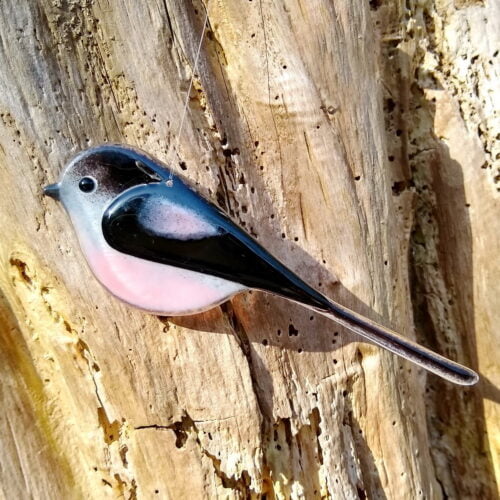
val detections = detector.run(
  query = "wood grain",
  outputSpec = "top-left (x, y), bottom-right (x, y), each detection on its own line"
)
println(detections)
top-left (0, 0), bottom-right (497, 498)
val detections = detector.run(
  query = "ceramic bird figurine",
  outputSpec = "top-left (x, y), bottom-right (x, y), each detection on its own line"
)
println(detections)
top-left (43, 144), bottom-right (478, 386)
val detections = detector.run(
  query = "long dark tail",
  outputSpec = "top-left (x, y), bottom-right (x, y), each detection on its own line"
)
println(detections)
top-left (307, 298), bottom-right (478, 386)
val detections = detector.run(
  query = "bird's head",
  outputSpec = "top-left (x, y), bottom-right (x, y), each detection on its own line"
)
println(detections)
top-left (43, 144), bottom-right (169, 225)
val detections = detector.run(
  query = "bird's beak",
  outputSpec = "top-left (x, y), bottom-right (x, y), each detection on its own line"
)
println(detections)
top-left (43, 183), bottom-right (61, 201)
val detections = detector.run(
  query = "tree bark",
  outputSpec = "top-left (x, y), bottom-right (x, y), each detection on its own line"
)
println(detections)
top-left (0, 0), bottom-right (497, 499)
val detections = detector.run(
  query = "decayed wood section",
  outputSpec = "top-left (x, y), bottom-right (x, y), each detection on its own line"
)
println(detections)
top-left (0, 0), bottom-right (498, 498)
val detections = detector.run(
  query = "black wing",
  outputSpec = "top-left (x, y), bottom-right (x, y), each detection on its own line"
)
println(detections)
top-left (102, 182), bottom-right (330, 311)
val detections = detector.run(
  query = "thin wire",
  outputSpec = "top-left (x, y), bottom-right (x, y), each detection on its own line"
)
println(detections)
top-left (166, 5), bottom-right (210, 186)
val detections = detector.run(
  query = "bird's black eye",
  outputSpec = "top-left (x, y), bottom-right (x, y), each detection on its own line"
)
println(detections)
top-left (79, 177), bottom-right (97, 193)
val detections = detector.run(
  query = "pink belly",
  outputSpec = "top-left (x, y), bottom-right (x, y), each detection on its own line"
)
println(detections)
top-left (83, 242), bottom-right (245, 315)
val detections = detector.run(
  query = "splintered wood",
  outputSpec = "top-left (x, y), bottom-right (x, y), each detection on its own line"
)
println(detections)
top-left (0, 1), bottom-right (498, 498)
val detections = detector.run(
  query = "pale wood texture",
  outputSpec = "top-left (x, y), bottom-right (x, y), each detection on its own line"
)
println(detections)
top-left (0, 0), bottom-right (498, 499)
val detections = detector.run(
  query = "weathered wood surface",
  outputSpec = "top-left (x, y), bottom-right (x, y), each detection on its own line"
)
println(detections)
top-left (0, 0), bottom-right (497, 498)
